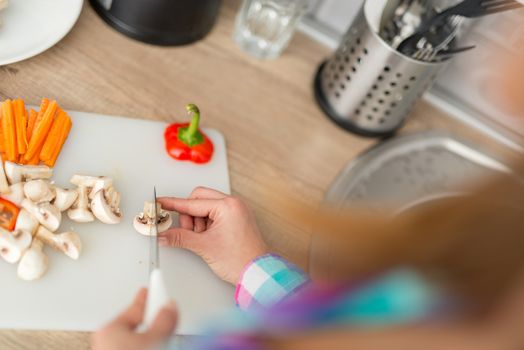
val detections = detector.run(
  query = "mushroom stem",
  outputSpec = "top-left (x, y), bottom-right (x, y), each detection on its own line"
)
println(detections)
top-left (67, 186), bottom-right (94, 223)
top-left (36, 226), bottom-right (82, 260)
top-left (4, 162), bottom-right (52, 184)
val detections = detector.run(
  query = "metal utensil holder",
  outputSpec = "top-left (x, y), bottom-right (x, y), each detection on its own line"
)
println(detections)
top-left (314, 1), bottom-right (448, 137)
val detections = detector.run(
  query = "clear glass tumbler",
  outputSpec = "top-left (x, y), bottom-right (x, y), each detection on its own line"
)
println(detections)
top-left (234, 0), bottom-right (310, 60)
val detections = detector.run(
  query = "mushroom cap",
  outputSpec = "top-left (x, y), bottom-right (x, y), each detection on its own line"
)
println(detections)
top-left (1, 182), bottom-right (25, 206)
top-left (0, 228), bottom-right (32, 263)
top-left (67, 207), bottom-right (94, 223)
top-left (17, 240), bottom-right (48, 281)
top-left (57, 232), bottom-right (82, 260)
top-left (133, 214), bottom-right (151, 236)
top-left (23, 180), bottom-right (56, 203)
top-left (133, 211), bottom-right (172, 236)
top-left (36, 226), bottom-right (82, 260)
top-left (21, 199), bottom-right (62, 232)
top-left (15, 208), bottom-right (40, 236)
top-left (91, 189), bottom-right (122, 225)
top-left (53, 187), bottom-right (78, 212)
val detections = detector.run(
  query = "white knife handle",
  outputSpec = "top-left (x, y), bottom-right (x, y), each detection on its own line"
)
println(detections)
top-left (143, 268), bottom-right (170, 329)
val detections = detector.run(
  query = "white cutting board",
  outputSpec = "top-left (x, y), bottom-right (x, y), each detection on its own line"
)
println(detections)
top-left (0, 110), bottom-right (234, 334)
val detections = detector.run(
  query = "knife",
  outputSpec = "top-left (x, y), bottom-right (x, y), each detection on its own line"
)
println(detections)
top-left (143, 187), bottom-right (170, 330)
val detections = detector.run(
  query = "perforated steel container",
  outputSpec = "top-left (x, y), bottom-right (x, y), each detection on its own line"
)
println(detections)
top-left (314, 1), bottom-right (448, 137)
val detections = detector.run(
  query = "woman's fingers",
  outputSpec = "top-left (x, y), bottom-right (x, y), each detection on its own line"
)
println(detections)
top-left (113, 288), bottom-right (148, 329)
top-left (187, 187), bottom-right (225, 232)
top-left (157, 197), bottom-right (218, 218)
top-left (144, 302), bottom-right (178, 344)
top-left (178, 214), bottom-right (194, 230)
top-left (193, 217), bottom-right (207, 233)
top-left (159, 228), bottom-right (204, 252)
top-left (189, 186), bottom-right (228, 200)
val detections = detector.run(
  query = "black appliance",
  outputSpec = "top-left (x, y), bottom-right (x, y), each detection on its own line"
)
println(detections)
top-left (89, 0), bottom-right (222, 46)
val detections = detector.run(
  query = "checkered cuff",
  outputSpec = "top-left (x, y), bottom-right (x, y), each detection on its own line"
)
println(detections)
top-left (235, 254), bottom-right (309, 310)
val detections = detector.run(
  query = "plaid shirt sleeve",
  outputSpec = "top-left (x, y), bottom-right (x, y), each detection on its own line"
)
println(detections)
top-left (234, 254), bottom-right (309, 310)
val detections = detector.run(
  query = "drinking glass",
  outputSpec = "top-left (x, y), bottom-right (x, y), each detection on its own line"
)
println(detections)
top-left (234, 0), bottom-right (310, 59)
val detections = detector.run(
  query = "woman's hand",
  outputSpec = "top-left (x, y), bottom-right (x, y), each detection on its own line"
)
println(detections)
top-left (158, 187), bottom-right (268, 285)
top-left (91, 288), bottom-right (177, 350)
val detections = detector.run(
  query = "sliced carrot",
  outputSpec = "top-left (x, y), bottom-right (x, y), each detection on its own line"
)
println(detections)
top-left (14, 99), bottom-right (28, 155)
top-left (26, 148), bottom-right (41, 165)
top-left (33, 98), bottom-right (50, 130)
top-left (0, 108), bottom-right (4, 153)
top-left (1, 100), bottom-right (18, 162)
top-left (45, 115), bottom-right (72, 167)
top-left (24, 100), bottom-right (57, 161)
top-left (27, 109), bottom-right (38, 140)
top-left (40, 109), bottom-right (68, 161)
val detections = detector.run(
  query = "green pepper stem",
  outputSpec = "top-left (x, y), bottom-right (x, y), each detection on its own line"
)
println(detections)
top-left (178, 103), bottom-right (204, 147)
top-left (186, 103), bottom-right (200, 136)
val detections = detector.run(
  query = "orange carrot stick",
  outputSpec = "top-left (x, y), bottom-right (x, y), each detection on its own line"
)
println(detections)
top-left (1, 100), bottom-right (18, 162)
top-left (33, 98), bottom-right (49, 129)
top-left (0, 108), bottom-right (4, 154)
top-left (45, 115), bottom-right (72, 167)
top-left (40, 109), bottom-right (68, 162)
top-left (26, 148), bottom-right (41, 165)
top-left (27, 109), bottom-right (38, 140)
top-left (14, 99), bottom-right (28, 155)
top-left (25, 100), bottom-right (57, 161)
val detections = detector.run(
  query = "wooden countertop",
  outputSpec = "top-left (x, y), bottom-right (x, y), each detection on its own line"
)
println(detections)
top-left (0, 1), bottom-right (466, 348)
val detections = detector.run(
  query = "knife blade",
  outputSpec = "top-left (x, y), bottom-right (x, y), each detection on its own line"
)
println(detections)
top-left (143, 187), bottom-right (170, 331)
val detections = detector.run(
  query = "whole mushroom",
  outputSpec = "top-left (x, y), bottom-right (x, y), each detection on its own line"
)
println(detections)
top-left (133, 201), bottom-right (172, 236)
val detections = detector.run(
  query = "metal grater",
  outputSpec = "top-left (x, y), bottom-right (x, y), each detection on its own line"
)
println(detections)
top-left (314, 1), bottom-right (448, 137)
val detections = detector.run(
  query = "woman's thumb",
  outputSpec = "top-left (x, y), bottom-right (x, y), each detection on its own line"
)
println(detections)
top-left (145, 302), bottom-right (178, 345)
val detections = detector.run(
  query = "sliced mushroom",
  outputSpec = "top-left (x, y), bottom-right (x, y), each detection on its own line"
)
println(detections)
top-left (17, 239), bottom-right (48, 281)
top-left (53, 187), bottom-right (78, 212)
top-left (1, 183), bottom-right (25, 206)
top-left (91, 187), bottom-right (123, 224)
top-left (4, 162), bottom-right (52, 184)
top-left (67, 186), bottom-right (94, 223)
top-left (35, 226), bottom-right (82, 260)
top-left (21, 199), bottom-right (62, 232)
top-left (0, 154), bottom-right (10, 194)
top-left (70, 175), bottom-right (113, 199)
top-left (23, 180), bottom-right (56, 203)
top-left (133, 201), bottom-right (172, 236)
top-left (0, 227), bottom-right (32, 263)
top-left (15, 209), bottom-right (40, 236)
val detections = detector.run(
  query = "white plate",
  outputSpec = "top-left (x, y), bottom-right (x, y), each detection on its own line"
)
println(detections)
top-left (0, 0), bottom-right (83, 66)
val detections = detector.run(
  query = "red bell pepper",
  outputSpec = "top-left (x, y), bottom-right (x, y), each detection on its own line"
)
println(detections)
top-left (0, 198), bottom-right (20, 231)
top-left (164, 104), bottom-right (214, 164)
